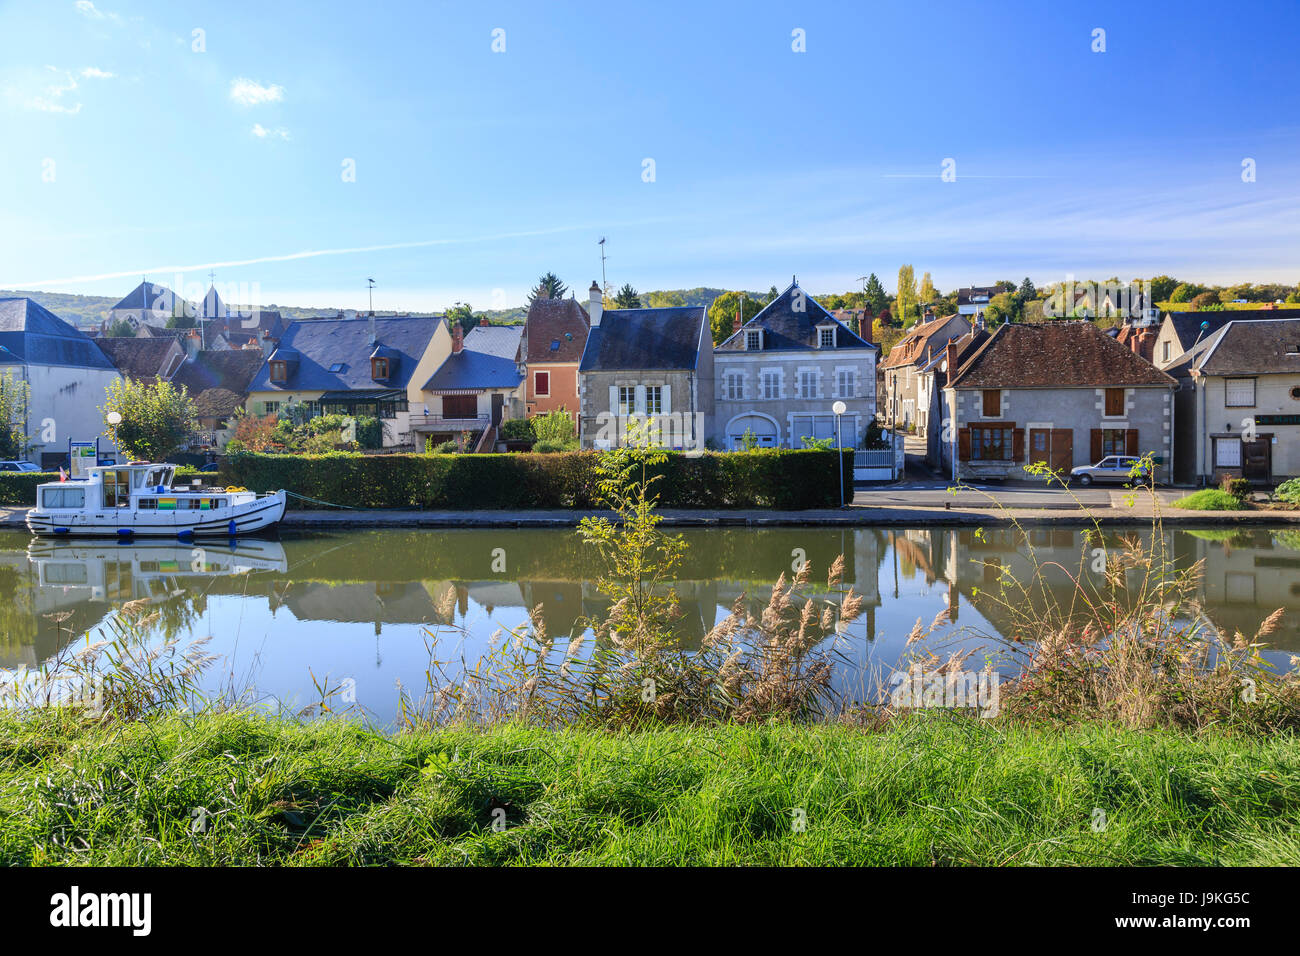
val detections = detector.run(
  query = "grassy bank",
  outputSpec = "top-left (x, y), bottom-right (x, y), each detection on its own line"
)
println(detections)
top-left (2, 711), bottom-right (1297, 866)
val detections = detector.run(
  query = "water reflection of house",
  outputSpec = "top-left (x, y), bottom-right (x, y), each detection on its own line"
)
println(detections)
top-left (1180, 531), bottom-right (1300, 651)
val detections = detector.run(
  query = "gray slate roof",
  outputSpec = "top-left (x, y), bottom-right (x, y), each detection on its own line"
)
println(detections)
top-left (579, 306), bottom-right (707, 372)
top-left (0, 297), bottom-right (116, 370)
top-left (111, 281), bottom-right (185, 313)
top-left (1191, 318), bottom-right (1300, 376)
top-left (249, 315), bottom-right (440, 392)
top-left (423, 325), bottom-right (524, 392)
top-left (1163, 308), bottom-right (1300, 352)
top-left (716, 282), bottom-right (875, 352)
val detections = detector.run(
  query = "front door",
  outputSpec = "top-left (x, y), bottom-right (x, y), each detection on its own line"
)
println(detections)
top-left (1028, 428), bottom-right (1073, 474)
top-left (490, 393), bottom-right (504, 427)
top-left (1243, 437), bottom-right (1271, 481)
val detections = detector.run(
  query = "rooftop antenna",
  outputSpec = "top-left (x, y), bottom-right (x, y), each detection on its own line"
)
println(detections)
top-left (598, 237), bottom-right (607, 295)
top-left (367, 277), bottom-right (376, 316)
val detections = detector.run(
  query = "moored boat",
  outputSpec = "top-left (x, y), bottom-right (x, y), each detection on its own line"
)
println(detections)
top-left (26, 463), bottom-right (286, 538)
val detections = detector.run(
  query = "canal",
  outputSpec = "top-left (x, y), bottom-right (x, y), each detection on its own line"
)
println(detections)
top-left (2, 526), bottom-right (1297, 723)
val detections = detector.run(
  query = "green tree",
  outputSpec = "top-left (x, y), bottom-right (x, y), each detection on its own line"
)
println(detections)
top-left (445, 302), bottom-right (477, 335)
top-left (1191, 291), bottom-right (1222, 311)
top-left (895, 265), bottom-right (919, 326)
top-left (0, 371), bottom-right (31, 460)
top-left (527, 272), bottom-right (568, 306)
top-left (1016, 277), bottom-right (1036, 306)
top-left (862, 273), bottom-right (888, 312)
top-left (918, 271), bottom-right (937, 305)
top-left (765, 285), bottom-right (780, 303)
top-left (102, 377), bottom-right (198, 462)
top-left (613, 284), bottom-right (641, 309)
top-left (165, 313), bottom-right (197, 329)
top-left (105, 319), bottom-right (136, 337)
top-left (707, 291), bottom-right (763, 345)
top-left (1169, 283), bottom-right (1203, 304)
top-left (1148, 275), bottom-right (1179, 303)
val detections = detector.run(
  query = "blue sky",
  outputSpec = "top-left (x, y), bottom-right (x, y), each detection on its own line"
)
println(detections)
top-left (1, 0), bottom-right (1298, 312)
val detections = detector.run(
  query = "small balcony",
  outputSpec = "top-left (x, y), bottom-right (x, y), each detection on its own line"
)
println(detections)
top-left (409, 414), bottom-right (490, 432)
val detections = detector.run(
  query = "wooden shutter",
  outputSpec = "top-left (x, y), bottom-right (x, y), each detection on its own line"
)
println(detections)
top-left (661, 384), bottom-right (671, 416)
top-left (958, 427), bottom-right (971, 461)
top-left (1090, 429), bottom-right (1103, 463)
top-left (1125, 428), bottom-right (1139, 456)
top-left (608, 385), bottom-right (618, 415)
top-left (1013, 428), bottom-right (1024, 462)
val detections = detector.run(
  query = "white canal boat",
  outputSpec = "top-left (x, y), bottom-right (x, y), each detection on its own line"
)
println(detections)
top-left (26, 463), bottom-right (286, 538)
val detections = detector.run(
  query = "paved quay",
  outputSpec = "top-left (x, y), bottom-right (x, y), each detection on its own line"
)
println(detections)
top-left (3, 487), bottom-right (1297, 531)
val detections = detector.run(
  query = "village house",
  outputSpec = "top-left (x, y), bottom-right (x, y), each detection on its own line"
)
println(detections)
top-left (195, 283), bottom-right (286, 353)
top-left (713, 280), bottom-right (879, 449)
top-left (246, 314), bottom-right (450, 448)
top-left (955, 286), bottom-right (1001, 319)
top-left (879, 311), bottom-right (971, 433)
top-left (171, 346), bottom-right (268, 450)
top-left (107, 280), bottom-right (193, 330)
top-left (1152, 307), bottom-right (1300, 370)
top-left (577, 284), bottom-right (713, 450)
top-left (93, 335), bottom-right (186, 383)
top-left (1162, 317), bottom-right (1300, 486)
top-left (940, 321), bottom-right (1177, 483)
top-left (0, 297), bottom-right (122, 468)
top-left (918, 326), bottom-right (990, 470)
top-left (515, 295), bottom-right (589, 424)
top-left (415, 323), bottom-right (525, 451)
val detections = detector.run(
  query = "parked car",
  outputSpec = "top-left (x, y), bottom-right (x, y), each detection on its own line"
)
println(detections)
top-left (1070, 455), bottom-right (1151, 486)
top-left (0, 460), bottom-right (40, 472)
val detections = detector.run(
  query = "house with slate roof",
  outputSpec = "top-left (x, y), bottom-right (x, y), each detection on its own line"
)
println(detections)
top-left (577, 283), bottom-right (714, 450)
top-left (879, 312), bottom-right (971, 433)
top-left (1152, 307), bottom-right (1300, 370)
top-left (415, 323), bottom-right (525, 451)
top-left (713, 280), bottom-right (879, 449)
top-left (940, 321), bottom-right (1177, 482)
top-left (245, 314), bottom-right (451, 448)
top-left (0, 297), bottom-right (123, 467)
top-left (171, 348), bottom-right (268, 449)
top-left (516, 296), bottom-right (589, 424)
top-left (1163, 317), bottom-right (1300, 486)
top-left (109, 280), bottom-right (194, 330)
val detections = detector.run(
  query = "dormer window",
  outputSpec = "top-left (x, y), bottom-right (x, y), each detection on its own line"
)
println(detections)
top-left (371, 356), bottom-right (390, 380)
top-left (269, 360), bottom-right (287, 383)
top-left (818, 327), bottom-right (835, 349)
top-left (745, 329), bottom-right (763, 351)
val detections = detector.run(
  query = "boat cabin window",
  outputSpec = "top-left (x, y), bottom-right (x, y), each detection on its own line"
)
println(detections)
top-left (41, 487), bottom-right (85, 509)
top-left (144, 467), bottom-right (172, 489)
top-left (102, 470), bottom-right (130, 508)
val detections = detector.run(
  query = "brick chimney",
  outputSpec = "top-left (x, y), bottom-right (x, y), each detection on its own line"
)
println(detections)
top-left (945, 339), bottom-right (958, 382)
top-left (858, 311), bottom-right (872, 344)
top-left (733, 307), bottom-right (742, 333)
top-left (923, 307), bottom-right (935, 324)
top-left (452, 322), bottom-right (464, 354)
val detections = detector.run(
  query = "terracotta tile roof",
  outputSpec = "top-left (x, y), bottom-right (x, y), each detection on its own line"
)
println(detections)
top-left (879, 314), bottom-right (968, 370)
top-left (520, 297), bottom-right (589, 364)
top-left (948, 321), bottom-right (1176, 389)
top-left (91, 335), bottom-right (182, 380)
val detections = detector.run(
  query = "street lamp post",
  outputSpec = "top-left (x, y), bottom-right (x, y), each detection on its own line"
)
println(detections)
top-left (832, 400), bottom-right (847, 507)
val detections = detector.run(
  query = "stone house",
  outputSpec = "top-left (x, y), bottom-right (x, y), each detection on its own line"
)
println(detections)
top-left (940, 321), bottom-right (1177, 482)
top-left (712, 281), bottom-right (878, 449)
top-left (879, 312), bottom-right (971, 433)
top-left (577, 285), bottom-right (713, 450)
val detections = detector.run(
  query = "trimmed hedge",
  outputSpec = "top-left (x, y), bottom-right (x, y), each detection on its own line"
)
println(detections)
top-left (0, 465), bottom-right (204, 506)
top-left (221, 449), bottom-right (853, 510)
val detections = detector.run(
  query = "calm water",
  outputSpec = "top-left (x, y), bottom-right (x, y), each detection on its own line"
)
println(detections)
top-left (2, 525), bottom-right (1298, 723)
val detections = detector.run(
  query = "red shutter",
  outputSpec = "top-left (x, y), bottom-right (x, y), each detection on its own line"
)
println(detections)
top-left (958, 428), bottom-right (971, 461)
top-left (1125, 429), bottom-right (1139, 456)
top-left (1013, 428), bottom-right (1024, 462)
top-left (1090, 429), bottom-right (1103, 464)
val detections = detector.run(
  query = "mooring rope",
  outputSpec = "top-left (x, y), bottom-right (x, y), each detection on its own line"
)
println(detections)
top-left (282, 490), bottom-right (358, 510)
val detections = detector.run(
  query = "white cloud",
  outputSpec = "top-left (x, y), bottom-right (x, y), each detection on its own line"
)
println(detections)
top-left (75, 1), bottom-right (104, 18)
top-left (251, 124), bottom-right (290, 140)
top-left (230, 77), bottom-right (284, 106)
top-left (79, 67), bottom-right (115, 79)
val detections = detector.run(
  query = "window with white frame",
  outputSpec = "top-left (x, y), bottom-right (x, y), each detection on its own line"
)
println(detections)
top-left (646, 385), bottom-right (663, 415)
top-left (617, 386), bottom-right (635, 416)
top-left (762, 369), bottom-right (780, 399)
top-left (725, 371), bottom-right (743, 400)
top-left (799, 370), bottom-right (817, 399)
top-left (1214, 437), bottom-right (1242, 468)
top-left (837, 369), bottom-right (855, 398)
top-left (818, 327), bottom-right (835, 349)
top-left (1225, 378), bottom-right (1256, 407)
top-left (745, 330), bottom-right (762, 351)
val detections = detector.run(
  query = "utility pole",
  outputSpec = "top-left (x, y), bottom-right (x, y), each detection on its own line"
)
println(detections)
top-left (598, 237), bottom-right (607, 297)
top-left (367, 278), bottom-right (376, 315)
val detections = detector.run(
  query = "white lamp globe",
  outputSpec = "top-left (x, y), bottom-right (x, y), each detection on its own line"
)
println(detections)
top-left (106, 411), bottom-right (122, 425)
top-left (832, 401), bottom-right (847, 416)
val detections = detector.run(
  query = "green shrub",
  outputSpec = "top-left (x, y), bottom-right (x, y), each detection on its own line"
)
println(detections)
top-left (531, 438), bottom-right (574, 453)
top-left (1221, 475), bottom-right (1251, 501)
top-left (531, 409), bottom-right (576, 445)
top-left (220, 449), bottom-right (851, 510)
top-left (430, 440), bottom-right (458, 454)
top-left (1173, 489), bottom-right (1245, 511)
top-left (0, 472), bottom-right (57, 505)
top-left (1274, 477), bottom-right (1300, 503)
top-left (499, 419), bottom-right (533, 442)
